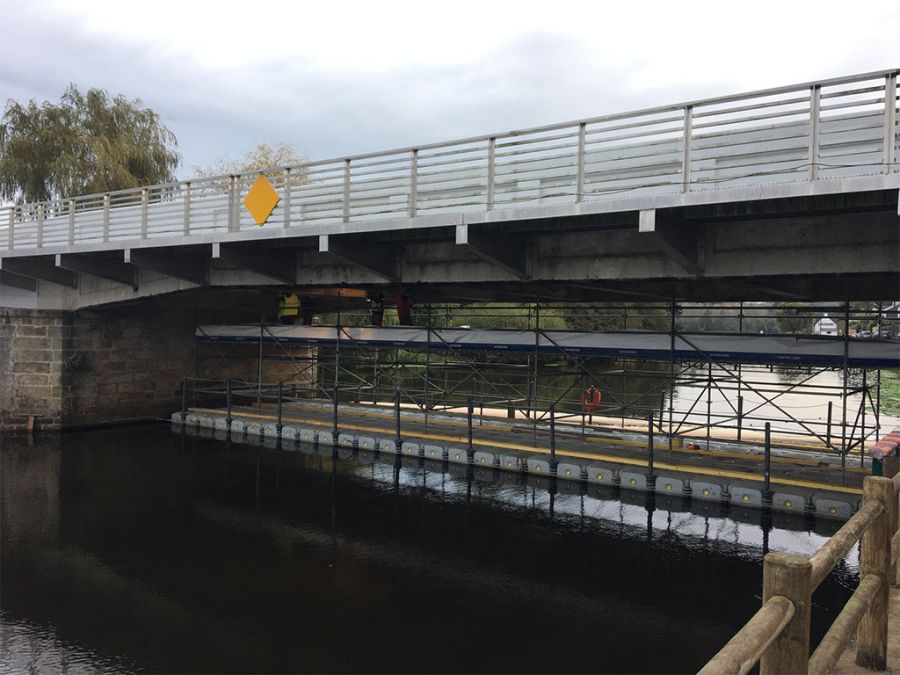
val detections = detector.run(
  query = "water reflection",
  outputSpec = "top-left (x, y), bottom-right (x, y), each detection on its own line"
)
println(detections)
top-left (1, 425), bottom-right (857, 674)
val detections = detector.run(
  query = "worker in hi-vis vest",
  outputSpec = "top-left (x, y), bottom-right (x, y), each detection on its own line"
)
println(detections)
top-left (277, 291), bottom-right (300, 325)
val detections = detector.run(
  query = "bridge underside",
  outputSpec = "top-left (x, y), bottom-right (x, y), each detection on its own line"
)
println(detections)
top-left (2, 188), bottom-right (898, 309)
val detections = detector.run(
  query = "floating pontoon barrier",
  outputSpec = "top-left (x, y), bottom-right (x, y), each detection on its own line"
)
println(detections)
top-left (171, 413), bottom-right (857, 519)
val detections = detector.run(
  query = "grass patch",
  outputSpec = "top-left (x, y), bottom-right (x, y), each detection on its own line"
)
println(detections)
top-left (879, 369), bottom-right (900, 418)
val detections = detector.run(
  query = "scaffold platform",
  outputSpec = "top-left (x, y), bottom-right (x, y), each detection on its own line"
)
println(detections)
top-left (197, 325), bottom-right (900, 368)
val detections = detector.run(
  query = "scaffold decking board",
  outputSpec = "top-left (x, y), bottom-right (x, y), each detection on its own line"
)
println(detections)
top-left (196, 325), bottom-right (900, 368)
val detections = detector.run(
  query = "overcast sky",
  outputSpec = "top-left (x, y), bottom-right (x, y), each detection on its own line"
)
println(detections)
top-left (2, 0), bottom-right (898, 175)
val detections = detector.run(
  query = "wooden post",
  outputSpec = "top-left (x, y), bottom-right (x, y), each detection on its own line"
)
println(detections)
top-left (760, 552), bottom-right (812, 675)
top-left (855, 476), bottom-right (894, 670)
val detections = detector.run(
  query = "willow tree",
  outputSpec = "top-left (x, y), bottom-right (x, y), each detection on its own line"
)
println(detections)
top-left (0, 85), bottom-right (180, 204)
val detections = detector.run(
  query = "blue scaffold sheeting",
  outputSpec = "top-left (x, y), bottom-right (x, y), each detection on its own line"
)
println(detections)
top-left (196, 325), bottom-right (900, 368)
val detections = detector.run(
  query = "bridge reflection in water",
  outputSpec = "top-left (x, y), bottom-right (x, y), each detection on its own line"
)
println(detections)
top-left (0, 424), bottom-right (859, 674)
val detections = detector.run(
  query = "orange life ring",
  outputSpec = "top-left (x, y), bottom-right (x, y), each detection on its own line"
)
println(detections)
top-left (580, 387), bottom-right (602, 412)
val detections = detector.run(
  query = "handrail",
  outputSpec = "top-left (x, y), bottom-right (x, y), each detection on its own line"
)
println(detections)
top-left (3, 68), bottom-right (898, 254)
top-left (698, 595), bottom-right (795, 675)
top-left (699, 468), bottom-right (899, 674)
top-left (808, 574), bottom-right (882, 674)
top-left (809, 499), bottom-right (883, 588)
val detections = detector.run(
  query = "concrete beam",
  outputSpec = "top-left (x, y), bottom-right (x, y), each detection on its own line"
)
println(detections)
top-left (124, 248), bottom-right (208, 286)
top-left (318, 234), bottom-right (398, 281)
top-left (57, 253), bottom-right (138, 288)
top-left (0, 270), bottom-right (37, 292)
top-left (212, 242), bottom-right (295, 285)
top-left (455, 224), bottom-right (529, 279)
top-left (0, 255), bottom-right (77, 288)
top-left (638, 209), bottom-right (703, 276)
top-left (738, 279), bottom-right (811, 301)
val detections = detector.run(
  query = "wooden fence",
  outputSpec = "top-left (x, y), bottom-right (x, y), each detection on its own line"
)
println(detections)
top-left (700, 456), bottom-right (900, 674)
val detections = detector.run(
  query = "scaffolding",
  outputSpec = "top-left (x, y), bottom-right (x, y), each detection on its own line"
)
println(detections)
top-left (192, 301), bottom-right (900, 466)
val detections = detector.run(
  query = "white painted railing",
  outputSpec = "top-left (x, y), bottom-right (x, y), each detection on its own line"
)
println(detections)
top-left (3, 69), bottom-right (898, 253)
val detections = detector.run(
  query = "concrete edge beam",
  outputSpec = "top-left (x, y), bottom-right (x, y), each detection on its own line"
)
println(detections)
top-left (638, 209), bottom-right (703, 276)
top-left (318, 234), bottom-right (398, 281)
top-left (0, 256), bottom-right (78, 288)
top-left (213, 241), bottom-right (296, 284)
top-left (455, 223), bottom-right (529, 279)
top-left (0, 269), bottom-right (37, 291)
top-left (125, 247), bottom-right (208, 286)
top-left (57, 253), bottom-right (137, 287)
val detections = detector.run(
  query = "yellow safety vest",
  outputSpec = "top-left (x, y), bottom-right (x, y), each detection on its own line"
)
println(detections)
top-left (278, 293), bottom-right (299, 318)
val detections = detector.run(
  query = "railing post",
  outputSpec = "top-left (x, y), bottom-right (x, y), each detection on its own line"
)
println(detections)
top-left (826, 400), bottom-right (833, 450)
top-left (283, 168), bottom-right (292, 228)
top-left (183, 181), bottom-right (191, 236)
top-left (855, 476), bottom-right (894, 670)
top-left (276, 382), bottom-right (283, 434)
top-left (486, 137), bottom-right (495, 211)
top-left (36, 203), bottom-right (44, 248)
top-left (409, 149), bottom-right (418, 218)
top-left (342, 159), bottom-right (351, 223)
top-left (759, 552), bottom-right (811, 675)
top-left (883, 456), bottom-right (899, 585)
top-left (68, 199), bottom-right (75, 245)
top-left (226, 177), bottom-right (235, 231)
top-left (102, 194), bottom-right (110, 242)
top-left (140, 189), bottom-right (148, 238)
top-left (7, 206), bottom-right (14, 250)
top-left (394, 388), bottom-right (402, 450)
top-left (225, 379), bottom-right (233, 430)
top-left (883, 72), bottom-right (897, 175)
top-left (467, 397), bottom-right (474, 462)
top-left (809, 85), bottom-right (821, 181)
top-left (181, 379), bottom-right (188, 421)
top-left (763, 422), bottom-right (773, 504)
top-left (550, 405), bottom-right (557, 473)
top-left (232, 175), bottom-right (241, 230)
top-left (575, 122), bottom-right (586, 203)
top-left (647, 413), bottom-right (655, 483)
top-left (682, 105), bottom-right (693, 193)
top-left (737, 395), bottom-right (744, 442)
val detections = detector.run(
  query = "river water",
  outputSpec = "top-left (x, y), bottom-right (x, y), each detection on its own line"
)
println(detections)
top-left (1, 425), bottom-right (859, 674)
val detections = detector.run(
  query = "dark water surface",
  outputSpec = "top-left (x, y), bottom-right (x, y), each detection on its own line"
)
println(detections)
top-left (1, 425), bottom-right (858, 674)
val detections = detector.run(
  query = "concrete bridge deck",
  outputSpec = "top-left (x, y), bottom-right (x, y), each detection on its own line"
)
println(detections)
top-left (2, 68), bottom-right (898, 309)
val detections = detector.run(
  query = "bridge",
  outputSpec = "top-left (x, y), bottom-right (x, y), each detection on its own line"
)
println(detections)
top-left (1, 68), bottom-right (898, 309)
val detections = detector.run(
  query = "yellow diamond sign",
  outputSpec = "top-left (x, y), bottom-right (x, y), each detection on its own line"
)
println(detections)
top-left (243, 174), bottom-right (280, 227)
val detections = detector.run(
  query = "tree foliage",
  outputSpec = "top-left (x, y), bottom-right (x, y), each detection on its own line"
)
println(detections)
top-left (0, 85), bottom-right (180, 204)
top-left (562, 303), bottom-right (669, 332)
top-left (192, 142), bottom-right (308, 179)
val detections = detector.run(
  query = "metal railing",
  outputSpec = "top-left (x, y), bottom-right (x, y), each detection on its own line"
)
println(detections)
top-left (700, 456), bottom-right (900, 675)
top-left (3, 69), bottom-right (898, 253)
